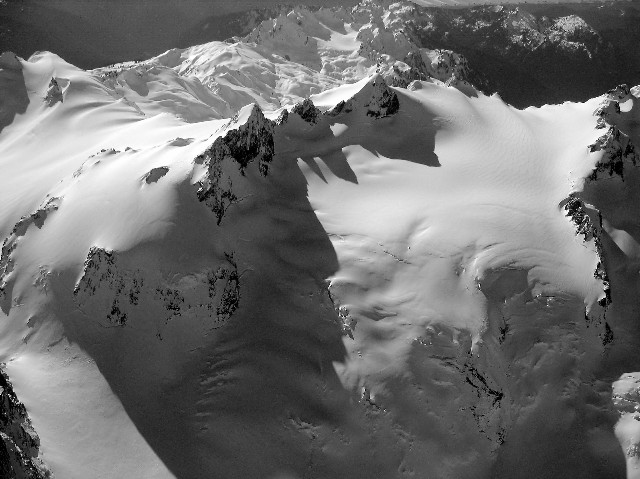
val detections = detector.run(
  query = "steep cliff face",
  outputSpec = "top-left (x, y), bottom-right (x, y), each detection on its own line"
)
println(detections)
top-left (73, 246), bottom-right (240, 330)
top-left (0, 198), bottom-right (61, 314)
top-left (561, 194), bottom-right (611, 323)
top-left (561, 83), bottom-right (640, 479)
top-left (0, 367), bottom-right (51, 479)
top-left (291, 98), bottom-right (321, 123)
top-left (588, 85), bottom-right (638, 181)
top-left (195, 103), bottom-right (275, 224)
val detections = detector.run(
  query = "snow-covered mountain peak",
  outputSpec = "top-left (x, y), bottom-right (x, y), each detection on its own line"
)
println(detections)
top-left (2, 2), bottom-right (640, 478)
top-left (106, 0), bottom-right (476, 118)
top-left (322, 73), bottom-right (400, 118)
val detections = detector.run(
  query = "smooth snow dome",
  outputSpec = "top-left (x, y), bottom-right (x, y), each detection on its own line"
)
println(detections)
top-left (1, 3), bottom-right (639, 479)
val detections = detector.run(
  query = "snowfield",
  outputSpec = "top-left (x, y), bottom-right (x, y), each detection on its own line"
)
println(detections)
top-left (1, 2), bottom-right (640, 478)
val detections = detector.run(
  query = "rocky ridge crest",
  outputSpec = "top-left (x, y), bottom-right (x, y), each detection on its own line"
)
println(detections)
top-left (195, 104), bottom-right (275, 224)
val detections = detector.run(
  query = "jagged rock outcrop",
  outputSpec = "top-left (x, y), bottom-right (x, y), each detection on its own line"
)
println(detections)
top-left (142, 166), bottom-right (169, 184)
top-left (74, 247), bottom-right (142, 326)
top-left (275, 109), bottom-right (288, 126)
top-left (326, 75), bottom-right (399, 119)
top-left (562, 194), bottom-right (611, 312)
top-left (43, 78), bottom-right (63, 106)
top-left (291, 98), bottom-right (320, 124)
top-left (74, 247), bottom-right (240, 330)
top-left (589, 85), bottom-right (638, 181)
top-left (0, 366), bottom-right (52, 479)
top-left (195, 104), bottom-right (275, 224)
top-left (560, 193), bottom-right (614, 346)
top-left (0, 197), bottom-right (61, 313)
top-left (365, 76), bottom-right (400, 118)
top-left (427, 49), bottom-right (471, 85)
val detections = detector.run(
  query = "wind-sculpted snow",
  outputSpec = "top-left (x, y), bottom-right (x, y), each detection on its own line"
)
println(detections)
top-left (2, 11), bottom-right (640, 479)
top-left (297, 78), bottom-right (633, 477)
top-left (94, 61), bottom-right (232, 121)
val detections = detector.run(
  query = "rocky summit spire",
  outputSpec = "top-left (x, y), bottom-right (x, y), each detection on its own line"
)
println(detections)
top-left (195, 103), bottom-right (275, 224)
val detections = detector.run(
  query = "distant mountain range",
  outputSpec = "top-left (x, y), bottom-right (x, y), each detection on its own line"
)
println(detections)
top-left (2, 1), bottom-right (637, 108)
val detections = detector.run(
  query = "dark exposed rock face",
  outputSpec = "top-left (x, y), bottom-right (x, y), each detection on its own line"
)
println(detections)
top-left (215, 104), bottom-right (275, 174)
top-left (43, 78), bottom-right (63, 107)
top-left (325, 100), bottom-right (352, 117)
top-left (211, 252), bottom-right (240, 323)
top-left (588, 85), bottom-right (638, 181)
top-left (589, 127), bottom-right (637, 180)
top-left (365, 76), bottom-right (400, 118)
top-left (386, 51), bottom-right (430, 88)
top-left (326, 75), bottom-right (400, 119)
top-left (74, 247), bottom-right (240, 330)
top-left (0, 366), bottom-right (52, 479)
top-left (143, 166), bottom-right (170, 184)
top-left (291, 98), bottom-right (320, 124)
top-left (554, 84), bottom-right (640, 340)
top-left (74, 247), bottom-right (141, 326)
top-left (275, 108), bottom-right (288, 125)
top-left (0, 197), bottom-right (61, 314)
top-left (567, 83), bottom-right (640, 349)
top-left (562, 194), bottom-right (611, 312)
top-left (195, 104), bottom-right (275, 224)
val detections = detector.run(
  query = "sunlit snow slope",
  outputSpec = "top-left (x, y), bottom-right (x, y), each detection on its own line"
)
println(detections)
top-left (1, 6), bottom-right (640, 479)
top-left (95, 1), bottom-right (472, 118)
